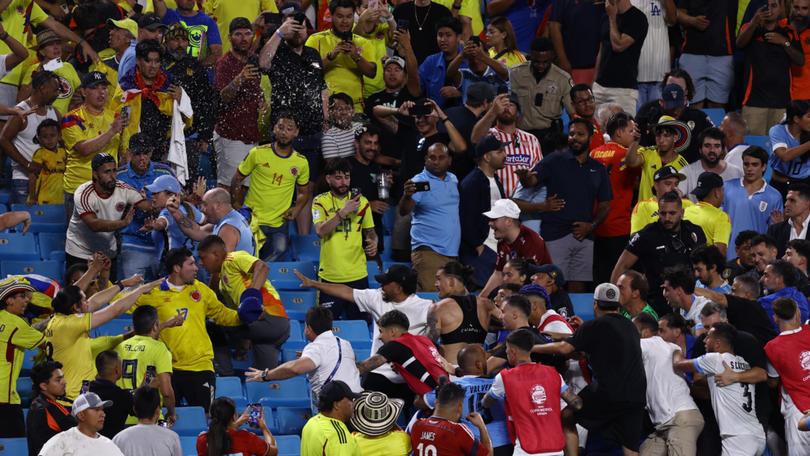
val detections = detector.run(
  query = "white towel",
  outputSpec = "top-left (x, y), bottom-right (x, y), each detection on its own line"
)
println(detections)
top-left (167, 88), bottom-right (193, 185)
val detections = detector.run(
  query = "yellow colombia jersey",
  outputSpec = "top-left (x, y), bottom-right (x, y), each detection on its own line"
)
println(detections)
top-left (44, 313), bottom-right (123, 400)
top-left (354, 430), bottom-right (411, 456)
top-left (305, 30), bottom-right (376, 112)
top-left (356, 22), bottom-right (390, 99)
top-left (630, 198), bottom-right (694, 234)
top-left (638, 147), bottom-right (689, 202)
top-left (433, 0), bottom-right (484, 35)
top-left (131, 279), bottom-right (241, 372)
top-left (237, 145), bottom-right (310, 228)
top-left (22, 61), bottom-right (81, 116)
top-left (684, 201), bottom-right (732, 247)
top-left (0, 310), bottom-right (44, 404)
top-left (220, 251), bottom-right (288, 318)
top-left (204, 0), bottom-right (278, 53)
top-left (115, 334), bottom-right (172, 424)
top-left (301, 414), bottom-right (360, 456)
top-left (312, 192), bottom-right (374, 283)
top-left (0, 1), bottom-right (49, 86)
top-left (31, 147), bottom-right (66, 205)
top-left (488, 47), bottom-right (526, 69)
top-left (61, 104), bottom-right (121, 194)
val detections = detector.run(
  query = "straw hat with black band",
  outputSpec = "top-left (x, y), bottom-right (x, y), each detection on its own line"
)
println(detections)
top-left (349, 391), bottom-right (405, 436)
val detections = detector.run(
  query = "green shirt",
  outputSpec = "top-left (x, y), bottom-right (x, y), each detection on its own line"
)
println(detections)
top-left (621, 303), bottom-right (659, 320)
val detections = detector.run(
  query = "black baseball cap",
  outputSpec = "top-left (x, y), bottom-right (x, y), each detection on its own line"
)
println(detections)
top-left (466, 82), bottom-right (495, 106)
top-left (230, 17), bottom-right (253, 34)
top-left (691, 172), bottom-right (724, 200)
top-left (81, 71), bottom-right (111, 89)
top-left (318, 380), bottom-right (361, 410)
top-left (653, 165), bottom-right (686, 182)
top-left (473, 135), bottom-right (510, 158)
top-left (91, 153), bottom-right (116, 171)
top-left (129, 133), bottom-right (154, 155)
top-left (374, 264), bottom-right (416, 289)
top-left (138, 13), bottom-right (167, 31)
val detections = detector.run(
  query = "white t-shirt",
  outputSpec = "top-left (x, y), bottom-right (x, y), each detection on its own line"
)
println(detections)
top-left (66, 181), bottom-right (143, 259)
top-left (112, 424), bottom-right (183, 456)
top-left (678, 161), bottom-right (743, 202)
top-left (300, 330), bottom-right (363, 398)
top-left (725, 144), bottom-right (749, 171)
top-left (10, 100), bottom-right (58, 180)
top-left (353, 289), bottom-right (432, 381)
top-left (40, 427), bottom-right (125, 456)
top-left (484, 176), bottom-right (501, 251)
top-left (695, 352), bottom-right (765, 438)
top-left (680, 295), bottom-right (710, 332)
top-left (640, 336), bottom-right (698, 426)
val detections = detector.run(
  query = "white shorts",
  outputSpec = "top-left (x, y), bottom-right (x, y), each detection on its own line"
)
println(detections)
top-left (592, 82), bottom-right (638, 119)
top-left (783, 399), bottom-right (810, 456)
top-left (213, 132), bottom-right (255, 186)
top-left (721, 434), bottom-right (766, 456)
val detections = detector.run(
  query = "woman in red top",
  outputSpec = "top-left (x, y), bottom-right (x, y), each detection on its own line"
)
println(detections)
top-left (196, 397), bottom-right (277, 456)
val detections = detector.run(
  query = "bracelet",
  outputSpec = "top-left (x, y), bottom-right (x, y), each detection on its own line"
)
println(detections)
top-left (115, 280), bottom-right (124, 289)
top-left (452, 3), bottom-right (461, 9)
top-left (261, 369), bottom-right (269, 381)
top-left (275, 28), bottom-right (284, 39)
top-left (440, 117), bottom-right (449, 122)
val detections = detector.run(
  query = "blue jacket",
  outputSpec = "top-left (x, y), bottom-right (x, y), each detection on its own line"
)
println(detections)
top-left (459, 168), bottom-right (504, 255)
top-left (117, 161), bottom-right (174, 251)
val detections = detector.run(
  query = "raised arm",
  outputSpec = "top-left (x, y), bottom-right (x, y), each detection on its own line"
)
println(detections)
top-left (605, 1), bottom-right (637, 52)
top-left (90, 279), bottom-right (162, 329)
top-left (294, 270), bottom-right (356, 302)
top-left (0, 23), bottom-right (29, 70)
top-left (245, 357), bottom-right (317, 383)
top-left (81, 206), bottom-right (135, 233)
top-left (693, 287), bottom-right (729, 307)
top-left (609, 250), bottom-right (639, 284)
top-left (531, 341), bottom-right (576, 357)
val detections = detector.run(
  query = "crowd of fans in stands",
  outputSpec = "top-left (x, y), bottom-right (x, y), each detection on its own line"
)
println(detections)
top-left (0, 0), bottom-right (808, 455)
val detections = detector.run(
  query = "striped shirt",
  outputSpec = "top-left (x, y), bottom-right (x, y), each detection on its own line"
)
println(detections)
top-left (322, 122), bottom-right (362, 160)
top-left (632, 0), bottom-right (671, 82)
top-left (490, 127), bottom-right (543, 197)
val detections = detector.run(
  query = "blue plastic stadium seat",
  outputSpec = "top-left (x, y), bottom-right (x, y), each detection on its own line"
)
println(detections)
top-left (245, 407), bottom-right (277, 434)
top-left (702, 108), bottom-right (726, 127)
top-left (744, 135), bottom-right (771, 152)
top-left (215, 376), bottom-right (245, 401)
top-left (1, 260), bottom-right (62, 283)
top-left (275, 407), bottom-right (313, 435)
top-left (279, 290), bottom-right (316, 321)
top-left (245, 381), bottom-right (270, 403)
top-left (173, 406), bottom-right (208, 436)
top-left (291, 235), bottom-right (321, 261)
top-left (230, 350), bottom-right (254, 373)
top-left (27, 222), bottom-right (66, 234)
top-left (284, 320), bottom-right (305, 350)
top-left (231, 397), bottom-right (249, 412)
top-left (37, 233), bottom-right (65, 261)
top-left (0, 204), bottom-right (6, 214)
top-left (21, 349), bottom-right (37, 376)
top-left (10, 204), bottom-right (65, 223)
top-left (354, 348), bottom-right (370, 361)
top-left (380, 235), bottom-right (395, 262)
top-left (91, 318), bottom-right (133, 338)
top-left (276, 435), bottom-right (302, 456)
top-left (0, 191), bottom-right (10, 205)
top-left (570, 293), bottom-right (595, 321)
top-left (367, 262), bottom-right (410, 287)
top-left (416, 292), bottom-right (441, 302)
top-left (179, 435), bottom-right (197, 456)
top-left (267, 261), bottom-right (316, 290)
top-left (17, 377), bottom-right (33, 406)
top-left (282, 347), bottom-right (303, 363)
top-left (0, 233), bottom-right (39, 260)
top-left (0, 438), bottom-right (28, 454)
top-left (256, 377), bottom-right (310, 408)
top-left (332, 320), bottom-right (371, 349)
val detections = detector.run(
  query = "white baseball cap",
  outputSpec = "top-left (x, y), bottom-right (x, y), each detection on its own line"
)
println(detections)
top-left (72, 392), bottom-right (112, 416)
top-left (483, 199), bottom-right (521, 219)
top-left (593, 283), bottom-right (620, 307)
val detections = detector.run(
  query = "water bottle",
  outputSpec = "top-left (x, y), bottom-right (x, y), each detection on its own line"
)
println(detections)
top-left (377, 171), bottom-right (390, 200)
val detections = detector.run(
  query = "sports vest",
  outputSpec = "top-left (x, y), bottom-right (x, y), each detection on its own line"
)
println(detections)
top-left (501, 363), bottom-right (565, 454)
top-left (764, 326), bottom-right (810, 412)
top-left (392, 333), bottom-right (449, 395)
top-left (214, 210), bottom-right (256, 255)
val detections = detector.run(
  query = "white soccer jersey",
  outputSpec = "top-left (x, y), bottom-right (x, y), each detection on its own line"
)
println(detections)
top-left (631, 0), bottom-right (671, 83)
top-left (695, 352), bottom-right (765, 438)
top-left (66, 181), bottom-right (143, 259)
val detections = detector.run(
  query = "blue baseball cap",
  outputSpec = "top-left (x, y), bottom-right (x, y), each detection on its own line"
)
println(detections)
top-left (145, 175), bottom-right (182, 194)
top-left (519, 284), bottom-right (550, 305)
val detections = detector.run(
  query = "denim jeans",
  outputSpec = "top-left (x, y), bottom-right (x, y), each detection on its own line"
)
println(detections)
top-left (258, 223), bottom-right (289, 262)
top-left (637, 82), bottom-right (662, 111)
top-left (118, 248), bottom-right (159, 281)
top-left (10, 179), bottom-right (28, 204)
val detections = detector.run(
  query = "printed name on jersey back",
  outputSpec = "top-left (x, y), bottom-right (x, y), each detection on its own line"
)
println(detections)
top-left (420, 431), bottom-right (436, 441)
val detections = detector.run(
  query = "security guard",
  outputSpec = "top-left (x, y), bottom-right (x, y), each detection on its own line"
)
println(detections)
top-left (509, 37), bottom-right (574, 139)
top-left (630, 165), bottom-right (693, 234)
top-left (611, 191), bottom-right (707, 316)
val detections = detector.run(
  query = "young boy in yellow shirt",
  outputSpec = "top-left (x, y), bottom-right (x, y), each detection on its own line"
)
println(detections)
top-left (27, 119), bottom-right (66, 205)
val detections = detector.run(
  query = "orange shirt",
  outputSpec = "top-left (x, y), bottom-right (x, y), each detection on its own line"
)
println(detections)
top-left (590, 142), bottom-right (639, 237)
top-left (791, 27), bottom-right (810, 100)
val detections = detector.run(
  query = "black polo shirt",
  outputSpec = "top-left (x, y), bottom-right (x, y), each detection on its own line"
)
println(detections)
top-left (680, 0), bottom-right (737, 56)
top-left (741, 20), bottom-right (801, 108)
top-left (532, 149), bottom-right (612, 241)
top-left (445, 105), bottom-right (481, 181)
top-left (268, 42), bottom-right (327, 137)
top-left (595, 6), bottom-right (648, 89)
top-left (625, 220), bottom-right (707, 311)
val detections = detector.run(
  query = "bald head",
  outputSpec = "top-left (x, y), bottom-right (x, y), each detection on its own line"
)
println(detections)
top-left (425, 142), bottom-right (451, 176)
top-left (201, 188), bottom-right (233, 222)
top-left (457, 344), bottom-right (486, 376)
top-left (204, 188), bottom-right (231, 205)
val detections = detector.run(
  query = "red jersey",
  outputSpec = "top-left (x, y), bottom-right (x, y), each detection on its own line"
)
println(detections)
top-left (495, 225), bottom-right (553, 271)
top-left (411, 417), bottom-right (488, 456)
top-left (590, 142), bottom-right (639, 237)
top-left (538, 313), bottom-right (573, 333)
top-left (764, 326), bottom-right (810, 412)
top-left (501, 363), bottom-right (565, 453)
top-left (389, 333), bottom-right (450, 395)
top-left (196, 429), bottom-right (269, 456)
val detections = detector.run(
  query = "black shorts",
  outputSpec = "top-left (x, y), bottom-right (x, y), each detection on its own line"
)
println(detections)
top-left (574, 387), bottom-right (645, 452)
top-left (0, 403), bottom-right (25, 438)
top-left (172, 370), bottom-right (216, 412)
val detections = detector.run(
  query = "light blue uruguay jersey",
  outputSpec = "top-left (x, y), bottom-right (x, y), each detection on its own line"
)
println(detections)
top-left (722, 178), bottom-right (783, 260)
top-left (424, 376), bottom-right (511, 447)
